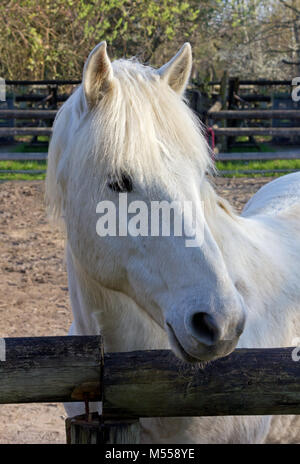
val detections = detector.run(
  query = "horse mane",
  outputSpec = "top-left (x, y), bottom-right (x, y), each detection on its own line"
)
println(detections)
top-left (46, 57), bottom-right (215, 222)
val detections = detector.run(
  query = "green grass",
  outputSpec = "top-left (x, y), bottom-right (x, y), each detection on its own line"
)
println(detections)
top-left (216, 159), bottom-right (300, 178)
top-left (0, 142), bottom-right (48, 179)
top-left (0, 160), bottom-right (46, 180)
top-left (0, 172), bottom-right (46, 180)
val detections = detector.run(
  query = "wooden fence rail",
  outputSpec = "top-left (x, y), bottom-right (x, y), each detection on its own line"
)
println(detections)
top-left (208, 79), bottom-right (294, 86)
top-left (3, 78), bottom-right (294, 86)
top-left (0, 127), bottom-right (52, 136)
top-left (208, 110), bottom-right (300, 120)
top-left (0, 153), bottom-right (48, 161)
top-left (0, 336), bottom-right (300, 418)
top-left (3, 126), bottom-right (300, 141)
top-left (213, 127), bottom-right (300, 136)
top-left (5, 80), bottom-right (81, 86)
top-left (0, 110), bottom-right (57, 119)
top-left (0, 336), bottom-right (102, 404)
top-left (217, 150), bottom-right (300, 161)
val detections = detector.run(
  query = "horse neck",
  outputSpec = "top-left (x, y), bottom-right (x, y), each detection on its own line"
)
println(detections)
top-left (202, 180), bottom-right (290, 330)
top-left (203, 182), bottom-right (266, 292)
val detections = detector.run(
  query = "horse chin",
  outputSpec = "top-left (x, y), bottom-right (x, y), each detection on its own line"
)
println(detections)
top-left (167, 322), bottom-right (206, 364)
top-left (166, 322), bottom-right (237, 364)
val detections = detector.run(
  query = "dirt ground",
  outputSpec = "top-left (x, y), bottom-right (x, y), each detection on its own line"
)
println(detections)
top-left (0, 177), bottom-right (273, 444)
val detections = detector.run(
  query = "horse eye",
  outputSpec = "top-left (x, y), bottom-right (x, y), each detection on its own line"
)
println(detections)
top-left (108, 174), bottom-right (133, 193)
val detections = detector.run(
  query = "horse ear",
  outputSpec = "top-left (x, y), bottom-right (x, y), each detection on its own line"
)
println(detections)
top-left (157, 43), bottom-right (192, 95)
top-left (83, 41), bottom-right (114, 108)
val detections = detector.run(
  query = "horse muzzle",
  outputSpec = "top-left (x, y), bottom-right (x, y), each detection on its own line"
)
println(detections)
top-left (166, 307), bottom-right (246, 363)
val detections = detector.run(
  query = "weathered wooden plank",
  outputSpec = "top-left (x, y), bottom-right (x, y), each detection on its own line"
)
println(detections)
top-left (0, 336), bottom-right (102, 403)
top-left (216, 151), bottom-right (300, 161)
top-left (103, 348), bottom-right (300, 417)
top-left (214, 127), bottom-right (300, 136)
top-left (209, 110), bottom-right (300, 120)
top-left (0, 110), bottom-right (57, 119)
top-left (1, 338), bottom-right (300, 417)
top-left (0, 152), bottom-right (48, 161)
top-left (0, 127), bottom-right (52, 136)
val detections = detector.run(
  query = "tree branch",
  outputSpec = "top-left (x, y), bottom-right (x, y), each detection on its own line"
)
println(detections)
top-left (278, 0), bottom-right (300, 16)
top-left (282, 58), bottom-right (300, 65)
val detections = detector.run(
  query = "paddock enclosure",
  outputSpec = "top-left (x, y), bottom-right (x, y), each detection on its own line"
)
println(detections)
top-left (0, 177), bottom-right (295, 444)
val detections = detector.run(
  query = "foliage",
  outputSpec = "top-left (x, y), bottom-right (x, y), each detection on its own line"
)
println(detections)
top-left (1, 1), bottom-right (300, 81)
top-left (0, 0), bottom-right (200, 79)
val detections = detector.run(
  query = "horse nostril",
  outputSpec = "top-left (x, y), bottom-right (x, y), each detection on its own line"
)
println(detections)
top-left (190, 312), bottom-right (220, 346)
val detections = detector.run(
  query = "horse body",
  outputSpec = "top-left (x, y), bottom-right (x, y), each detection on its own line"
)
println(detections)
top-left (46, 42), bottom-right (300, 443)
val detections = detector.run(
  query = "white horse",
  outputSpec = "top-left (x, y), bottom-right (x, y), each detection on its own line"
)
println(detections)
top-left (46, 41), bottom-right (300, 443)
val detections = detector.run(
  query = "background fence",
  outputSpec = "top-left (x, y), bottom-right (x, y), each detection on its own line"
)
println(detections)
top-left (1, 78), bottom-right (300, 176)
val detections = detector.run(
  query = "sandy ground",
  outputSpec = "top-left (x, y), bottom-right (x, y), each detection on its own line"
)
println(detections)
top-left (0, 177), bottom-right (273, 444)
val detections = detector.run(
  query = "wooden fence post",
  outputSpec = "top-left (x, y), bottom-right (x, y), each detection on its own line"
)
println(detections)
top-left (66, 414), bottom-right (102, 444)
top-left (219, 70), bottom-right (229, 152)
top-left (227, 77), bottom-right (240, 148)
top-left (66, 414), bottom-right (141, 444)
top-left (100, 419), bottom-right (141, 444)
